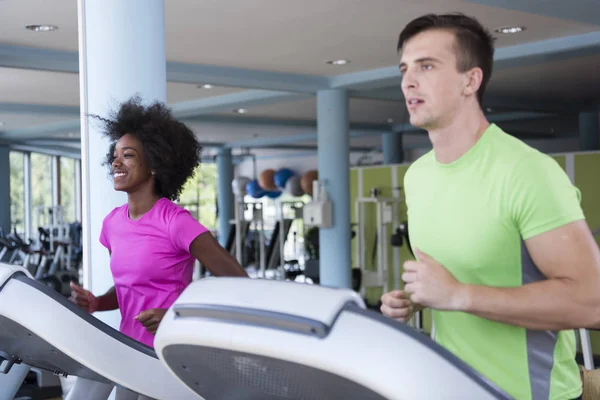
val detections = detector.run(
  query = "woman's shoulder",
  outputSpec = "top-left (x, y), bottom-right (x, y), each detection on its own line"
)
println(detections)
top-left (103, 203), bottom-right (127, 222)
top-left (153, 198), bottom-right (198, 226)
top-left (156, 197), bottom-right (191, 215)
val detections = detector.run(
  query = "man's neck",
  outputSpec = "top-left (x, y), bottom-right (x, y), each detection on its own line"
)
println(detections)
top-left (428, 108), bottom-right (490, 164)
top-left (127, 188), bottom-right (161, 220)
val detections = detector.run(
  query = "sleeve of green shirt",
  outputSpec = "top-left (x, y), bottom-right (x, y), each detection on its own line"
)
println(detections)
top-left (508, 154), bottom-right (585, 241)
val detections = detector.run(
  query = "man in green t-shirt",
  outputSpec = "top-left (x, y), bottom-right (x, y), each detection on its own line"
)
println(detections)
top-left (380, 13), bottom-right (600, 400)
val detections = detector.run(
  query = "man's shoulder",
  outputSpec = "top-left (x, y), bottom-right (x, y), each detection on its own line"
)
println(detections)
top-left (492, 128), bottom-right (564, 177)
top-left (482, 124), bottom-right (565, 179)
top-left (488, 124), bottom-right (549, 162)
top-left (405, 149), bottom-right (435, 180)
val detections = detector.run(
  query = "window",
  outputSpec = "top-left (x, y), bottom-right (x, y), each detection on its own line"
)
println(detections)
top-left (60, 157), bottom-right (77, 222)
top-left (178, 164), bottom-right (218, 230)
top-left (30, 153), bottom-right (53, 228)
top-left (9, 151), bottom-right (25, 235)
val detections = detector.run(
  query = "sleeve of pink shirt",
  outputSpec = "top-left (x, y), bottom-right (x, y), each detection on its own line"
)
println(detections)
top-left (99, 216), bottom-right (111, 251)
top-left (169, 208), bottom-right (210, 253)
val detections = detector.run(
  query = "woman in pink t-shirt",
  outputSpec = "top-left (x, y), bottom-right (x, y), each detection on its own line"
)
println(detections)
top-left (69, 96), bottom-right (248, 348)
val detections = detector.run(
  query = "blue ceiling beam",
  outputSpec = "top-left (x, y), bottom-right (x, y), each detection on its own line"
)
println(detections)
top-left (6, 143), bottom-right (82, 159)
top-left (482, 96), bottom-right (590, 113)
top-left (170, 90), bottom-right (309, 118)
top-left (0, 44), bottom-right (329, 93)
top-left (352, 88), bottom-right (589, 113)
top-left (463, 0), bottom-right (600, 26)
top-left (0, 110), bottom-right (559, 143)
top-left (166, 62), bottom-right (328, 93)
top-left (224, 133), bottom-right (320, 148)
top-left (0, 115), bottom-right (389, 141)
top-left (329, 31), bottom-right (600, 92)
top-left (247, 147), bottom-right (386, 162)
top-left (0, 90), bottom-right (311, 130)
top-left (0, 120), bottom-right (81, 140)
top-left (0, 102), bottom-right (79, 115)
top-left (0, 44), bottom-right (79, 73)
top-left (3, 30), bottom-right (599, 95)
top-left (493, 31), bottom-right (600, 70)
top-left (391, 111), bottom-right (558, 132)
top-left (329, 66), bottom-right (400, 91)
top-left (19, 139), bottom-right (82, 149)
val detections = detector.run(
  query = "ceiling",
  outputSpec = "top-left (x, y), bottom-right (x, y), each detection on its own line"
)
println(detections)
top-left (0, 0), bottom-right (599, 159)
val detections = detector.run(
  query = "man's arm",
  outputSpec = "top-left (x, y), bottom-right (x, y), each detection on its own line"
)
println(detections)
top-left (456, 219), bottom-right (600, 330)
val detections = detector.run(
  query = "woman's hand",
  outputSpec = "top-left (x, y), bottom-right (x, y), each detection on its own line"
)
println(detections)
top-left (69, 282), bottom-right (99, 313)
top-left (134, 308), bottom-right (168, 335)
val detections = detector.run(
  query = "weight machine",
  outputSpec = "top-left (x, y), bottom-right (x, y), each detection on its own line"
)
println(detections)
top-left (354, 188), bottom-right (404, 297)
top-left (229, 198), bottom-right (267, 277)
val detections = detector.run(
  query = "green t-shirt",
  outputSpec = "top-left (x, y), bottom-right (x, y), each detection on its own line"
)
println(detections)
top-left (404, 124), bottom-right (584, 400)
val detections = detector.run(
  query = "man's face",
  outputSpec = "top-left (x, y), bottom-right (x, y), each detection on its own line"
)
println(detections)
top-left (399, 29), bottom-right (469, 130)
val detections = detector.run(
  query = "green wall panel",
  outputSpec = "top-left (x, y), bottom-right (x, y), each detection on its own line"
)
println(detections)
top-left (350, 169), bottom-right (359, 269)
top-left (573, 153), bottom-right (600, 355)
top-left (360, 167), bottom-right (392, 306)
top-left (552, 155), bottom-right (566, 170)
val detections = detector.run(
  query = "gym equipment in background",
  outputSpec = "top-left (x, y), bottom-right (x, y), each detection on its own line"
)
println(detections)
top-left (258, 168), bottom-right (277, 191)
top-left (0, 263), bottom-right (199, 400)
top-left (390, 220), bottom-right (413, 257)
top-left (0, 207), bottom-right (83, 298)
top-left (301, 169), bottom-right (318, 196)
top-left (354, 187), bottom-right (405, 300)
top-left (245, 179), bottom-right (266, 199)
top-left (154, 277), bottom-right (511, 400)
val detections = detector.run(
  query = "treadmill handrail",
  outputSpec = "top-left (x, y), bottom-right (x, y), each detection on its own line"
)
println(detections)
top-left (10, 275), bottom-right (158, 359)
top-left (173, 303), bottom-right (330, 338)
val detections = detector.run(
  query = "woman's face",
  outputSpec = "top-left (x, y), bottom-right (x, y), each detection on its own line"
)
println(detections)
top-left (111, 133), bottom-right (153, 193)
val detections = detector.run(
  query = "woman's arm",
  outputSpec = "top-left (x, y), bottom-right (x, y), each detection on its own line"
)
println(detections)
top-left (189, 232), bottom-right (248, 277)
top-left (95, 286), bottom-right (119, 311)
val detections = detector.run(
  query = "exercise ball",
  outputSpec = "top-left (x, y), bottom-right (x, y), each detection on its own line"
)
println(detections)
top-left (285, 175), bottom-right (304, 197)
top-left (245, 179), bottom-right (266, 199)
top-left (264, 190), bottom-right (282, 199)
top-left (232, 176), bottom-right (251, 197)
top-left (301, 170), bottom-right (318, 196)
top-left (258, 169), bottom-right (277, 191)
top-left (274, 168), bottom-right (295, 189)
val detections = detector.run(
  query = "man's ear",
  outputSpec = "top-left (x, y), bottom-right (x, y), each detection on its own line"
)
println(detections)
top-left (463, 67), bottom-right (483, 97)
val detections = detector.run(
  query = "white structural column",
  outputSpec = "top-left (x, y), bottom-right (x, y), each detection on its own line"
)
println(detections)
top-left (78, 0), bottom-right (167, 328)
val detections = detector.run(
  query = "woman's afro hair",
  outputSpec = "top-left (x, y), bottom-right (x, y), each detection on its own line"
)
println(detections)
top-left (92, 95), bottom-right (202, 201)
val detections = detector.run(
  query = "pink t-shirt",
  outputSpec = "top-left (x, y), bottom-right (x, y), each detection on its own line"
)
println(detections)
top-left (99, 197), bottom-right (208, 348)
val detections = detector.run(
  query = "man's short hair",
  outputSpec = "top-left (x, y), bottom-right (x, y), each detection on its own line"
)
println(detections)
top-left (397, 13), bottom-right (495, 105)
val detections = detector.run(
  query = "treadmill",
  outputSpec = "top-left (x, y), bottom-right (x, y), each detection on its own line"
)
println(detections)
top-left (154, 277), bottom-right (511, 400)
top-left (0, 263), bottom-right (198, 400)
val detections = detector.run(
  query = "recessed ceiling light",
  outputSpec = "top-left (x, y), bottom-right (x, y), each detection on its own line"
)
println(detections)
top-left (0, 122), bottom-right (4, 127)
top-left (486, 108), bottom-right (493, 113)
top-left (494, 26), bottom-right (525, 34)
top-left (197, 84), bottom-right (213, 89)
top-left (325, 59), bottom-right (350, 66)
top-left (25, 24), bottom-right (59, 32)
top-left (234, 108), bottom-right (247, 114)
top-left (386, 118), bottom-right (394, 124)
